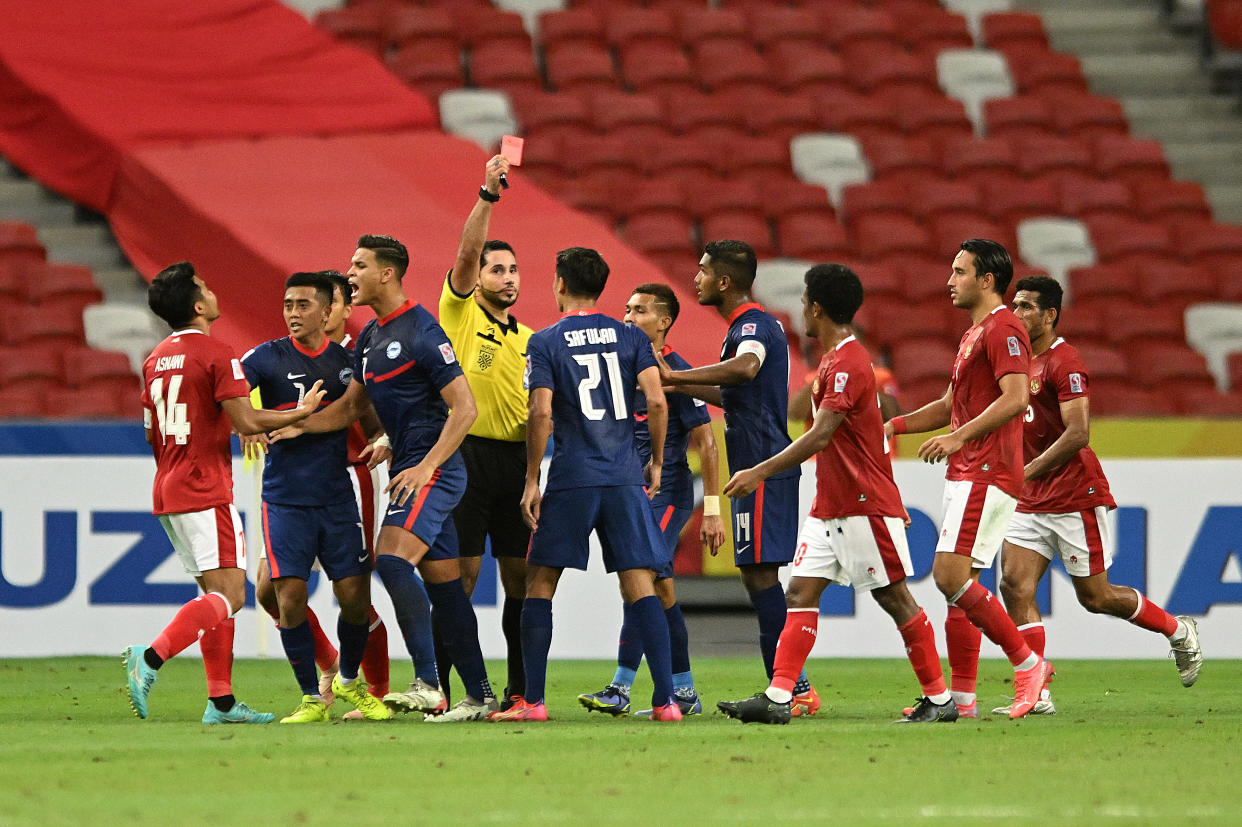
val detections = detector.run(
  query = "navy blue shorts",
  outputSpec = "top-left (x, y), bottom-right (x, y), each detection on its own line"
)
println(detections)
top-left (527, 485), bottom-right (665, 573)
top-left (262, 500), bottom-right (368, 582)
top-left (649, 501), bottom-right (692, 580)
top-left (381, 463), bottom-right (466, 561)
top-left (730, 475), bottom-right (800, 567)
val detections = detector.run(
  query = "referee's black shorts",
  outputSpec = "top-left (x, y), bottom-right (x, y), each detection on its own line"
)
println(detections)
top-left (454, 434), bottom-right (531, 558)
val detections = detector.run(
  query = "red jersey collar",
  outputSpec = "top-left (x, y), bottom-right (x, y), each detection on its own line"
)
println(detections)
top-left (289, 335), bottom-right (329, 358)
top-left (660, 344), bottom-right (673, 356)
top-left (377, 299), bottom-right (415, 326)
top-left (561, 309), bottom-right (603, 318)
top-left (727, 302), bottom-right (764, 326)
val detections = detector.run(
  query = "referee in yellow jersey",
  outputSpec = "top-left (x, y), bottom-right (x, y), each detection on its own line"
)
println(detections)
top-left (438, 154), bottom-right (531, 709)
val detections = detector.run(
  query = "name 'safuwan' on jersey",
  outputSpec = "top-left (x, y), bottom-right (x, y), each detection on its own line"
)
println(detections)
top-left (355, 300), bottom-right (465, 475)
top-left (438, 274), bottom-right (532, 443)
top-left (141, 329), bottom-right (250, 516)
top-left (718, 303), bottom-right (797, 478)
top-left (525, 310), bottom-right (656, 492)
top-left (634, 346), bottom-right (710, 509)
top-left (241, 336), bottom-right (354, 507)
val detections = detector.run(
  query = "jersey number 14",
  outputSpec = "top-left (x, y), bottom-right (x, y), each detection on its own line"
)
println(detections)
top-left (149, 375), bottom-right (191, 444)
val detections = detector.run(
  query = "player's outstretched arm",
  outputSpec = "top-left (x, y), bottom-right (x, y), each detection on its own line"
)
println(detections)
top-left (222, 379), bottom-right (326, 435)
top-left (521, 386), bottom-right (553, 530)
top-left (885, 384), bottom-right (952, 440)
top-left (638, 365), bottom-right (667, 497)
top-left (724, 407), bottom-right (844, 499)
top-left (268, 378), bottom-right (369, 442)
top-left (448, 155), bottom-right (509, 298)
top-left (917, 372), bottom-right (1028, 463)
top-left (689, 421), bottom-right (726, 555)
top-left (662, 352), bottom-right (761, 390)
top-left (1024, 395), bottom-right (1090, 481)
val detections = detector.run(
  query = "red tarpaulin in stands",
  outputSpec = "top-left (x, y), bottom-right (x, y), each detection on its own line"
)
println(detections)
top-left (0, 0), bottom-right (435, 209)
top-left (110, 132), bottom-right (726, 367)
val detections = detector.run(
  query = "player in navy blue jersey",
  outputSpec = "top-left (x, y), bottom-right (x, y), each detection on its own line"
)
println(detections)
top-left (490, 248), bottom-right (681, 723)
top-left (240, 272), bottom-right (391, 722)
top-left (577, 283), bottom-right (725, 717)
top-left (271, 235), bottom-right (496, 723)
top-left (659, 240), bottom-right (819, 717)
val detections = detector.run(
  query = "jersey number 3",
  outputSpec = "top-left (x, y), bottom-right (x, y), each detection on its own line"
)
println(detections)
top-left (149, 375), bottom-right (191, 444)
top-left (573, 352), bottom-right (626, 421)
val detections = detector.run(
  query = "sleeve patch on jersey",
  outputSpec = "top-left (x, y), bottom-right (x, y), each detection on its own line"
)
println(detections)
top-left (1007, 336), bottom-right (1020, 356)
top-left (741, 322), bottom-right (756, 336)
top-left (523, 355), bottom-right (532, 390)
top-left (231, 359), bottom-right (245, 380)
top-left (1069, 372), bottom-right (1083, 393)
top-left (693, 397), bottom-right (706, 407)
top-left (834, 372), bottom-right (848, 392)
top-left (439, 342), bottom-right (456, 364)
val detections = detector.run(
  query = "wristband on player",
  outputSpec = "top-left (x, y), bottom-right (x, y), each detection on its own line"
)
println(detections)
top-left (372, 434), bottom-right (390, 449)
top-left (478, 186), bottom-right (500, 203)
top-left (702, 495), bottom-right (721, 517)
top-left (889, 415), bottom-right (907, 435)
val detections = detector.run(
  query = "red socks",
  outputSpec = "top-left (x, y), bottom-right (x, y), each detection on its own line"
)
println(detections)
top-left (200, 617), bottom-right (235, 697)
top-left (361, 606), bottom-right (390, 698)
top-left (305, 607), bottom-right (339, 672)
top-left (944, 606), bottom-right (981, 695)
top-left (1019, 622), bottom-right (1046, 658)
top-left (151, 592), bottom-right (230, 662)
top-left (897, 609), bottom-right (947, 698)
top-left (954, 581), bottom-right (1033, 668)
top-left (770, 609), bottom-right (818, 694)
top-left (1127, 589), bottom-right (1179, 636)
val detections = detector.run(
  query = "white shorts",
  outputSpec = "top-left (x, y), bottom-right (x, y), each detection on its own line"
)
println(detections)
top-left (1005, 506), bottom-right (1114, 578)
top-left (792, 515), bottom-right (913, 592)
top-left (936, 480), bottom-right (1017, 568)
top-left (258, 463), bottom-right (384, 565)
top-left (159, 503), bottom-right (247, 577)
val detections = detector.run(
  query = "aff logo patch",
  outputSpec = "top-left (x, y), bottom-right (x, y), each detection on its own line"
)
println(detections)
top-left (834, 372), bottom-right (848, 393)
top-left (1069, 372), bottom-right (1083, 394)
top-left (438, 343), bottom-right (456, 364)
top-left (741, 322), bottom-right (756, 336)
top-left (1007, 336), bottom-right (1021, 356)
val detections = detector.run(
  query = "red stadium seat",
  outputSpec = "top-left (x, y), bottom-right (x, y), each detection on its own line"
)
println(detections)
top-left (894, 5), bottom-right (973, 53)
top-left (557, 180), bottom-right (618, 226)
top-left (387, 6), bottom-right (456, 50)
top-left (767, 45), bottom-right (848, 95)
top-left (62, 346), bottom-right (137, 391)
top-left (756, 177), bottom-right (835, 223)
top-left (849, 258), bottom-right (903, 301)
top-left (469, 42), bottom-right (540, 98)
top-left (590, 92), bottom-right (668, 142)
top-left (1125, 341), bottom-right (1216, 389)
top-left (1086, 216), bottom-right (1176, 267)
top-left (1002, 47), bottom-right (1088, 97)
top-left (1178, 223), bottom-right (1242, 273)
top-left (1059, 179), bottom-right (1132, 221)
top-left (1135, 263), bottom-right (1219, 307)
top-left (913, 179), bottom-right (987, 223)
top-left (618, 42), bottom-right (696, 96)
top-left (984, 96), bottom-right (1055, 140)
top-left (774, 214), bottom-right (854, 260)
top-left (746, 6), bottom-right (821, 49)
top-left (1090, 381), bottom-right (1179, 416)
top-left (1103, 303), bottom-right (1184, 346)
top-left (641, 134), bottom-right (717, 180)
top-left (1013, 136), bottom-right (1093, 180)
top-left (841, 180), bottom-right (912, 223)
top-left (849, 47), bottom-right (939, 97)
top-left (1134, 180), bottom-right (1213, 230)
top-left (868, 296), bottom-right (956, 346)
top-left (676, 8), bottom-right (748, 49)
top-left (662, 90), bottom-right (748, 141)
top-left (0, 384), bottom-right (46, 418)
top-left (940, 137), bottom-right (1019, 189)
top-left (624, 213), bottom-right (696, 256)
top-left (0, 345), bottom-right (63, 393)
top-left (1230, 351), bottom-right (1242, 390)
top-left (983, 178), bottom-right (1060, 224)
top-left (567, 134), bottom-right (646, 178)
top-left (743, 93), bottom-right (820, 144)
top-left (50, 386), bottom-right (125, 419)
top-left (1174, 387), bottom-right (1242, 417)
top-left (694, 42), bottom-right (771, 95)
top-left (980, 12), bottom-right (1050, 51)
top-left (0, 222), bottom-right (45, 268)
top-left (1056, 301), bottom-right (1108, 345)
top-left (859, 135), bottom-right (941, 184)
top-left (388, 42), bottom-right (464, 98)
top-left (692, 180), bottom-right (764, 224)
top-left (1093, 136), bottom-right (1171, 189)
top-left (819, 7), bottom-right (901, 53)
top-left (314, 6), bottom-right (385, 56)
top-left (451, 7), bottom-right (529, 50)
top-left (606, 7), bottom-right (678, 50)
top-left (891, 94), bottom-right (974, 144)
top-left (1067, 264), bottom-right (1139, 303)
top-left (619, 179), bottom-right (692, 223)
top-left (894, 256), bottom-right (955, 303)
top-left (891, 337), bottom-right (958, 385)
top-left (538, 8), bottom-right (606, 50)
top-left (702, 213), bottom-right (776, 258)
top-left (1071, 343), bottom-right (1131, 382)
top-left (724, 134), bottom-right (791, 184)
top-left (544, 44), bottom-right (617, 95)
top-left (853, 214), bottom-right (935, 259)
top-left (1050, 94), bottom-right (1128, 141)
top-left (6, 305), bottom-right (85, 348)
top-left (515, 93), bottom-right (591, 144)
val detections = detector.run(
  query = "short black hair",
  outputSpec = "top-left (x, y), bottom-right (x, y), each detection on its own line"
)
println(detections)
top-left (480, 240), bottom-right (516, 269)
top-left (632, 282), bottom-right (680, 327)
top-left (804, 263), bottom-right (863, 325)
top-left (960, 238), bottom-right (1014, 296)
top-left (556, 247), bottom-right (609, 299)
top-left (148, 261), bottom-right (202, 329)
top-left (703, 239), bottom-right (757, 292)
top-left (323, 270), bottom-right (352, 306)
top-left (358, 234), bottom-right (409, 279)
top-left (285, 272), bottom-right (335, 307)
top-left (1015, 274), bottom-right (1063, 328)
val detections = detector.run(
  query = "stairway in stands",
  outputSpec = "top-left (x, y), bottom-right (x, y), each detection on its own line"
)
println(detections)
top-left (1022, 0), bottom-right (1242, 222)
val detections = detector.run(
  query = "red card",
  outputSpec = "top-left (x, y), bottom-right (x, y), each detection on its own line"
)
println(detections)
top-left (500, 135), bottom-right (524, 166)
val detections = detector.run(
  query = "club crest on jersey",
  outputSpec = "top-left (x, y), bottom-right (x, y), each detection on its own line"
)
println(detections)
top-left (1069, 372), bottom-right (1083, 393)
top-left (439, 343), bottom-right (456, 364)
top-left (1030, 378), bottom-right (1041, 394)
top-left (834, 372), bottom-right (848, 392)
top-left (741, 322), bottom-right (756, 336)
top-left (1007, 335), bottom-right (1020, 356)
top-left (386, 341), bottom-right (401, 359)
top-left (811, 378), bottom-right (819, 395)
top-left (339, 368), bottom-right (353, 385)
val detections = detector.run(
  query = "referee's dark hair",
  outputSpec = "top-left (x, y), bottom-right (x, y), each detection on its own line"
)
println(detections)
top-left (148, 261), bottom-right (202, 329)
top-left (556, 247), bottom-right (609, 299)
top-left (804, 263), bottom-right (863, 325)
top-left (704, 239), bottom-right (757, 292)
top-left (481, 240), bottom-right (516, 268)
top-left (960, 238), bottom-right (1013, 296)
top-left (285, 272), bottom-right (335, 308)
top-left (633, 282), bottom-right (680, 328)
top-left (1015, 274), bottom-right (1063, 328)
top-left (358, 234), bottom-right (409, 280)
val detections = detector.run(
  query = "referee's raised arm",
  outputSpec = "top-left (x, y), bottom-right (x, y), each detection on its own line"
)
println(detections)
top-left (449, 154), bottom-right (510, 297)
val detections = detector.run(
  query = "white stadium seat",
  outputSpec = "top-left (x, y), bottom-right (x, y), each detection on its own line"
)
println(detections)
top-left (789, 133), bottom-right (870, 209)
top-left (438, 89), bottom-right (518, 152)
top-left (1184, 303), bottom-right (1242, 389)
top-left (494, 0), bottom-right (566, 37)
top-left (943, 0), bottom-right (1014, 40)
top-left (937, 49), bottom-right (1015, 132)
top-left (83, 303), bottom-right (166, 374)
top-left (754, 258), bottom-right (816, 334)
top-left (1016, 217), bottom-right (1096, 296)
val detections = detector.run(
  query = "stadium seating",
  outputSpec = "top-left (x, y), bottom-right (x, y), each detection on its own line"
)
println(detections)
top-left (1017, 218), bottom-right (1097, 289)
top-left (438, 89), bottom-right (518, 150)
top-left (789, 133), bottom-right (870, 206)
top-left (936, 48), bottom-right (1014, 129)
top-left (1184, 303), bottom-right (1242, 388)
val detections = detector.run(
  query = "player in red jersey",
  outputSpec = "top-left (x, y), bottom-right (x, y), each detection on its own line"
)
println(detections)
top-left (716, 264), bottom-right (955, 724)
top-left (885, 239), bottom-right (1052, 720)
top-left (123, 262), bottom-right (325, 722)
top-left (991, 276), bottom-right (1202, 714)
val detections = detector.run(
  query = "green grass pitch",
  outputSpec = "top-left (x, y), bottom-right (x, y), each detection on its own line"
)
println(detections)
top-left (1, 656), bottom-right (1237, 824)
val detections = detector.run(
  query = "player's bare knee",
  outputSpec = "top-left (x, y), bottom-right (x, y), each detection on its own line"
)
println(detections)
top-left (255, 577), bottom-right (278, 615)
top-left (784, 579), bottom-right (822, 610)
top-left (872, 582), bottom-right (918, 624)
top-left (654, 577), bottom-right (676, 609)
top-left (999, 573), bottom-right (1033, 608)
top-left (739, 564), bottom-right (780, 594)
